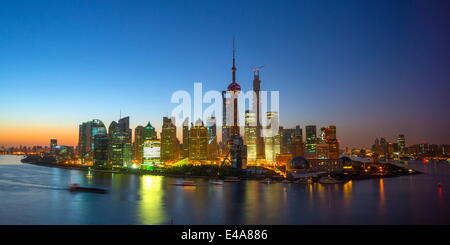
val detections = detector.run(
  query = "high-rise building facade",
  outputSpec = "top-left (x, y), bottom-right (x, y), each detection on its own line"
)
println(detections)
top-left (133, 125), bottom-right (144, 164)
top-left (206, 117), bottom-right (219, 160)
top-left (93, 135), bottom-right (109, 166)
top-left (108, 117), bottom-right (132, 167)
top-left (50, 139), bottom-right (57, 154)
top-left (189, 119), bottom-right (208, 161)
top-left (397, 134), bottom-right (406, 154)
top-left (264, 112), bottom-right (280, 162)
top-left (160, 117), bottom-right (178, 162)
top-left (182, 117), bottom-right (190, 158)
top-left (305, 125), bottom-right (317, 156)
top-left (244, 110), bottom-right (257, 162)
top-left (78, 119), bottom-right (107, 164)
top-left (252, 68), bottom-right (265, 161)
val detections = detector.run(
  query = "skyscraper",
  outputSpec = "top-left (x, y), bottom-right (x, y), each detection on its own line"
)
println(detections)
top-left (326, 125), bottom-right (339, 158)
top-left (93, 134), bottom-right (109, 166)
top-left (280, 128), bottom-right (295, 154)
top-left (397, 134), bottom-right (406, 154)
top-left (160, 117), bottom-right (178, 162)
top-left (182, 117), bottom-right (190, 158)
top-left (78, 119), bottom-right (107, 164)
top-left (253, 68), bottom-right (265, 161)
top-left (244, 110), bottom-right (257, 162)
top-left (141, 122), bottom-right (160, 169)
top-left (305, 125), bottom-right (317, 156)
top-left (189, 119), bottom-right (208, 161)
top-left (133, 125), bottom-right (144, 164)
top-left (264, 112), bottom-right (280, 162)
top-left (206, 116), bottom-right (219, 160)
top-left (108, 117), bottom-right (132, 167)
top-left (50, 139), bottom-right (57, 154)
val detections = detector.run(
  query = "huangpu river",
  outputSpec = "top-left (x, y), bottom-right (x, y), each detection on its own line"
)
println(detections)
top-left (0, 155), bottom-right (449, 225)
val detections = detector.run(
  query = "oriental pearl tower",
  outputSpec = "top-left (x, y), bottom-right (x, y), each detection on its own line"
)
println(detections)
top-left (221, 39), bottom-right (246, 169)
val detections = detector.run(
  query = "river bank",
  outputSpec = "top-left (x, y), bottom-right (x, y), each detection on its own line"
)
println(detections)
top-left (22, 156), bottom-right (422, 183)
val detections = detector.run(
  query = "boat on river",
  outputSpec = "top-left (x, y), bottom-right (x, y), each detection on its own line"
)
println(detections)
top-left (68, 184), bottom-right (107, 194)
top-left (171, 181), bottom-right (196, 187)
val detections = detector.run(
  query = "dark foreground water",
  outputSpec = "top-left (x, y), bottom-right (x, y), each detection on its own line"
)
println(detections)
top-left (0, 155), bottom-right (449, 225)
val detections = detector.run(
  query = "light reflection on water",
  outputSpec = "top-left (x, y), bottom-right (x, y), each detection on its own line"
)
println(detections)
top-left (139, 176), bottom-right (167, 225)
top-left (0, 155), bottom-right (449, 225)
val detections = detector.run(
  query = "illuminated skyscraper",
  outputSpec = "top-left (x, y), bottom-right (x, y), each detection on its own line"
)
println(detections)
top-left (141, 122), bottom-right (160, 168)
top-left (252, 68), bottom-right (265, 160)
top-left (326, 125), bottom-right (339, 158)
top-left (182, 117), bottom-right (190, 158)
top-left (305, 125), bottom-right (317, 156)
top-left (93, 135), bottom-right (109, 166)
top-left (291, 134), bottom-right (304, 157)
top-left (50, 139), bottom-right (57, 154)
top-left (244, 110), bottom-right (257, 162)
top-left (206, 116), bottom-right (219, 160)
top-left (160, 117), bottom-right (178, 162)
top-left (189, 119), bottom-right (208, 161)
top-left (142, 139), bottom-right (161, 169)
top-left (107, 117), bottom-right (132, 167)
top-left (264, 112), bottom-right (280, 162)
top-left (143, 122), bottom-right (157, 140)
top-left (280, 128), bottom-right (295, 154)
top-left (78, 119), bottom-right (107, 163)
top-left (397, 134), bottom-right (406, 154)
top-left (133, 125), bottom-right (144, 164)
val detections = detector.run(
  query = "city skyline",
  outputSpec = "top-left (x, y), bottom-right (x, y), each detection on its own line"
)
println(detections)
top-left (1, 0), bottom-right (449, 148)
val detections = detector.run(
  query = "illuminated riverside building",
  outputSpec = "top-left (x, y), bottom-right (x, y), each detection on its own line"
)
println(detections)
top-left (133, 125), bottom-right (144, 164)
top-left (245, 110), bottom-right (257, 162)
top-left (78, 119), bottom-right (107, 163)
top-left (189, 119), bottom-right (208, 161)
top-left (252, 68), bottom-right (265, 161)
top-left (139, 122), bottom-right (158, 166)
top-left (182, 117), bottom-right (190, 158)
top-left (206, 117), bottom-right (219, 160)
top-left (324, 125), bottom-right (339, 159)
top-left (160, 117), bottom-right (179, 162)
top-left (53, 145), bottom-right (75, 160)
top-left (50, 139), bottom-right (57, 154)
top-left (263, 112), bottom-right (280, 162)
top-left (280, 127), bottom-right (300, 154)
top-left (397, 134), bottom-right (406, 154)
top-left (142, 140), bottom-right (161, 169)
top-left (108, 117), bottom-right (132, 167)
top-left (305, 125), bottom-right (317, 157)
top-left (291, 134), bottom-right (304, 157)
top-left (93, 135), bottom-right (109, 166)
top-left (287, 156), bottom-right (353, 173)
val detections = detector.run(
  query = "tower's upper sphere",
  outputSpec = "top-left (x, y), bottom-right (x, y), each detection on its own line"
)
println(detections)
top-left (227, 82), bottom-right (241, 91)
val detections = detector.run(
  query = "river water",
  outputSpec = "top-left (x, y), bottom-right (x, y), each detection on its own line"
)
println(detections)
top-left (0, 155), bottom-right (448, 224)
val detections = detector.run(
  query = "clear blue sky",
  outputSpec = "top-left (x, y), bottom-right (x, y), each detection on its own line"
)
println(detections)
top-left (0, 0), bottom-right (449, 147)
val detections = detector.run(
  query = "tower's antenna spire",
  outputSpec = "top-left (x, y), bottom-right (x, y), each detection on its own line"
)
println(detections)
top-left (232, 37), bottom-right (236, 68)
top-left (231, 37), bottom-right (236, 83)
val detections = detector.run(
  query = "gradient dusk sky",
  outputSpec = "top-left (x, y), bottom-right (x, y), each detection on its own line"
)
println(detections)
top-left (0, 0), bottom-right (449, 148)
